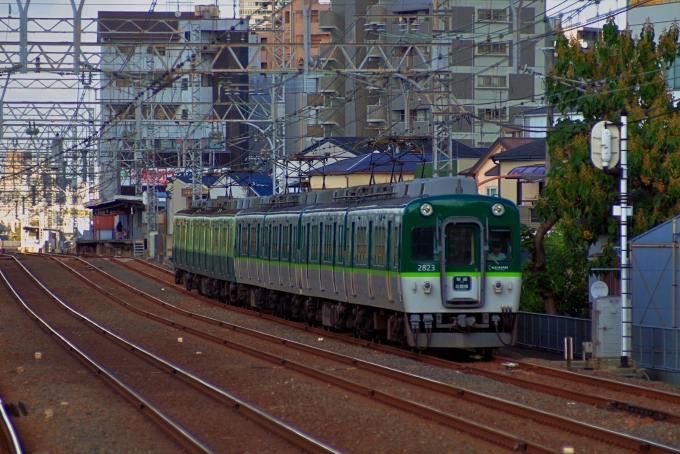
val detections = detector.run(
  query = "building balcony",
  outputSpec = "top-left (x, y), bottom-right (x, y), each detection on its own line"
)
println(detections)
top-left (366, 104), bottom-right (387, 124)
top-left (318, 76), bottom-right (343, 94)
top-left (319, 10), bottom-right (344, 34)
top-left (317, 106), bottom-right (345, 127)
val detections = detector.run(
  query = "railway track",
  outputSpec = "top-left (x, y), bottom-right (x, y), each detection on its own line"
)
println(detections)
top-left (112, 255), bottom-right (680, 424)
top-left (43, 254), bottom-right (553, 453)
top-left (0, 392), bottom-right (22, 454)
top-left (42, 253), bottom-right (680, 453)
top-left (0, 255), bottom-right (336, 454)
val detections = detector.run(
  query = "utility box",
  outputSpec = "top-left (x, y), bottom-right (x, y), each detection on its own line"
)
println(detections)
top-left (592, 296), bottom-right (621, 358)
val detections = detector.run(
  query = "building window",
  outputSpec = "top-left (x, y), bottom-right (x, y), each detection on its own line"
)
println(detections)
top-left (478, 108), bottom-right (506, 119)
top-left (478, 76), bottom-right (506, 88)
top-left (478, 43), bottom-right (507, 54)
top-left (412, 109), bottom-right (430, 122)
top-left (486, 187), bottom-right (498, 197)
top-left (117, 45), bottom-right (135, 56)
top-left (311, 10), bottom-right (319, 23)
top-left (478, 9), bottom-right (507, 21)
top-left (391, 110), bottom-right (405, 123)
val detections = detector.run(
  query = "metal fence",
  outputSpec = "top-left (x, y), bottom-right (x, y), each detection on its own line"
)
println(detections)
top-left (633, 325), bottom-right (680, 372)
top-left (516, 313), bottom-right (680, 373)
top-left (516, 312), bottom-right (591, 354)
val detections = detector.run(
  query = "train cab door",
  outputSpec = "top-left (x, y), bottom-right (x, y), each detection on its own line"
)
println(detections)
top-left (440, 218), bottom-right (485, 308)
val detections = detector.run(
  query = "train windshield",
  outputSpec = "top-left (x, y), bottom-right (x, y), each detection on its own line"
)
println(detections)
top-left (446, 225), bottom-right (476, 266)
top-left (487, 227), bottom-right (512, 263)
top-left (411, 227), bottom-right (436, 261)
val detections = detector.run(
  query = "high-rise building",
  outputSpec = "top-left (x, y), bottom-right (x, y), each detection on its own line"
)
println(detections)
top-left (239, 0), bottom-right (275, 28)
top-left (97, 7), bottom-right (250, 198)
top-left (319, 0), bottom-right (550, 149)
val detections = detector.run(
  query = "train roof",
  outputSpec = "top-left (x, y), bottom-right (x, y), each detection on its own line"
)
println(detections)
top-left (176, 177), bottom-right (479, 218)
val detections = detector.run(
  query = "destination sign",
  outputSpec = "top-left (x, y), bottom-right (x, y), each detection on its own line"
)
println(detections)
top-left (453, 276), bottom-right (471, 291)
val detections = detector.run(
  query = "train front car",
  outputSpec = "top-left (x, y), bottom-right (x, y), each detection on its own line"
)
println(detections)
top-left (400, 194), bottom-right (521, 355)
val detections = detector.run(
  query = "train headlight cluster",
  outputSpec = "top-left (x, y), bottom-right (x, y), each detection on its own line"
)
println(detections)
top-left (491, 203), bottom-right (505, 217)
top-left (419, 202), bottom-right (434, 217)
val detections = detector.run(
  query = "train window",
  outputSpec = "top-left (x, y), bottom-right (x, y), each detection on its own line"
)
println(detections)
top-left (262, 225), bottom-right (268, 259)
top-left (303, 225), bottom-right (309, 262)
top-left (311, 224), bottom-right (319, 261)
top-left (281, 225), bottom-right (289, 260)
top-left (411, 227), bottom-right (436, 262)
top-left (272, 225), bottom-right (279, 259)
top-left (356, 226), bottom-right (367, 265)
top-left (292, 225), bottom-right (297, 262)
top-left (374, 226), bottom-right (386, 267)
top-left (323, 224), bottom-right (333, 263)
top-left (447, 225), bottom-right (476, 266)
top-left (488, 227), bottom-right (512, 262)
top-left (250, 225), bottom-right (257, 257)
top-left (241, 225), bottom-right (248, 256)
top-left (336, 223), bottom-right (343, 265)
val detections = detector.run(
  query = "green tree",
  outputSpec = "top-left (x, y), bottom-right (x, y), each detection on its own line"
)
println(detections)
top-left (529, 20), bottom-right (680, 314)
top-left (520, 224), bottom-right (589, 316)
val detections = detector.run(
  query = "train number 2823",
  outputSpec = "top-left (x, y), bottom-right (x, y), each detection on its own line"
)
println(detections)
top-left (417, 264), bottom-right (436, 272)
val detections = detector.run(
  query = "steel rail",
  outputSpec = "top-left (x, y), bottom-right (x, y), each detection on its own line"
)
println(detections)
top-left (495, 356), bottom-right (680, 406)
top-left (54, 256), bottom-right (680, 454)
top-left (0, 256), bottom-right (213, 454)
top-left (53, 256), bottom-right (558, 453)
top-left (0, 393), bottom-right (23, 454)
top-left (11, 255), bottom-right (338, 454)
top-left (108, 256), bottom-right (680, 422)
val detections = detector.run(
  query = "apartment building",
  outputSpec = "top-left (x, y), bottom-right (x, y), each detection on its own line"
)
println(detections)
top-left (313, 0), bottom-right (549, 148)
top-left (254, 0), bottom-right (332, 157)
top-left (97, 7), bottom-right (250, 198)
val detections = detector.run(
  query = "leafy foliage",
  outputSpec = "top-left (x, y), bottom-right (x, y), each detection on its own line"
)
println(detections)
top-left (529, 20), bottom-right (680, 314)
top-left (520, 224), bottom-right (589, 316)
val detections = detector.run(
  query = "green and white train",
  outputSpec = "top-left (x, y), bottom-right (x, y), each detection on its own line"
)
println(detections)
top-left (173, 176), bottom-right (521, 355)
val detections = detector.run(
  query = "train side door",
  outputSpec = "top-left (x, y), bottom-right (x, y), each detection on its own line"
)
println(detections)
top-left (331, 221), bottom-right (338, 294)
top-left (386, 219), bottom-right (393, 302)
top-left (350, 221), bottom-right (356, 296)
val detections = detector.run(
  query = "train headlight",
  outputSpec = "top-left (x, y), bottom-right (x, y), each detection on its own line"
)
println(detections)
top-left (419, 202), bottom-right (434, 217)
top-left (491, 203), bottom-right (505, 217)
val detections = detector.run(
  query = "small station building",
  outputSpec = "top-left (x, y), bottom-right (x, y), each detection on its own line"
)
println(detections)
top-left (77, 195), bottom-right (145, 256)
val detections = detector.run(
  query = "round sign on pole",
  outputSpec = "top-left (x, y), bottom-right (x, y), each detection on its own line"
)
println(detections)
top-left (590, 121), bottom-right (620, 170)
top-left (590, 280), bottom-right (609, 299)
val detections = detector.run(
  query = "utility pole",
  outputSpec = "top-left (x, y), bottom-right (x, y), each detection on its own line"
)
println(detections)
top-left (509, 0), bottom-right (524, 74)
top-left (617, 108), bottom-right (632, 368)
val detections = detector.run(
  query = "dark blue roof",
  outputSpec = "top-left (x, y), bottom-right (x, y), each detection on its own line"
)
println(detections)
top-left (251, 185), bottom-right (273, 196)
top-left (175, 175), bottom-right (220, 186)
top-left (229, 171), bottom-right (273, 196)
top-left (311, 151), bottom-right (431, 175)
top-left (231, 171), bottom-right (272, 186)
top-left (298, 136), bottom-right (384, 157)
top-left (508, 165), bottom-right (545, 175)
